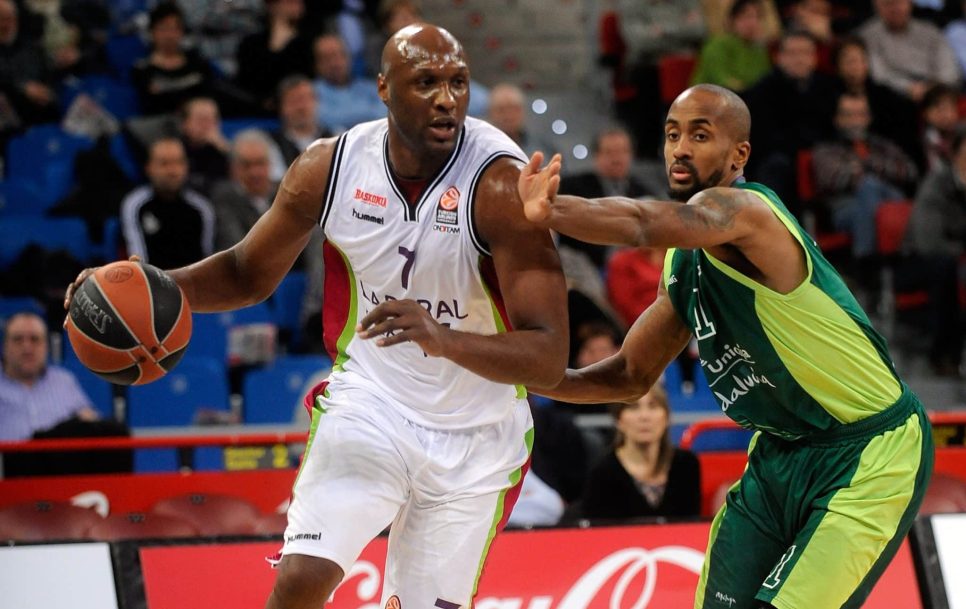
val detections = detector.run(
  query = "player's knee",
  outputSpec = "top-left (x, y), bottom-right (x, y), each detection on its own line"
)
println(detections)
top-left (267, 555), bottom-right (343, 609)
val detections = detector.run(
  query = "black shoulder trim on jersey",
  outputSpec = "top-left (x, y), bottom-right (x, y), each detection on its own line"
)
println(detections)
top-left (382, 127), bottom-right (467, 223)
top-left (467, 152), bottom-right (519, 257)
top-left (319, 133), bottom-right (348, 229)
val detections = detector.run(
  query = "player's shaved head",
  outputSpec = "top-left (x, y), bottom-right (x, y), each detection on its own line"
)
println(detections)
top-left (380, 22), bottom-right (465, 77)
top-left (671, 84), bottom-right (751, 143)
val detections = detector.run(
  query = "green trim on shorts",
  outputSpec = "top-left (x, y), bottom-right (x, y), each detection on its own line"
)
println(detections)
top-left (290, 394), bottom-right (327, 493)
top-left (471, 425), bottom-right (534, 600)
top-left (759, 409), bottom-right (930, 609)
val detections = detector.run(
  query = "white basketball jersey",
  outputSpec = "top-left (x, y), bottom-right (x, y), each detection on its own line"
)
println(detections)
top-left (319, 117), bottom-right (529, 429)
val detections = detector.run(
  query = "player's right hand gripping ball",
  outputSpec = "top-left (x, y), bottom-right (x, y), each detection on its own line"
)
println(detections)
top-left (66, 260), bottom-right (192, 385)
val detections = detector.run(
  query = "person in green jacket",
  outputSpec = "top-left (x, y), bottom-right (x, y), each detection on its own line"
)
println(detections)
top-left (692, 0), bottom-right (772, 92)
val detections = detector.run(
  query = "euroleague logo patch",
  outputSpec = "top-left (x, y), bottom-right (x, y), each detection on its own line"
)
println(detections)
top-left (385, 595), bottom-right (401, 609)
top-left (104, 266), bottom-right (134, 283)
top-left (436, 186), bottom-right (459, 226)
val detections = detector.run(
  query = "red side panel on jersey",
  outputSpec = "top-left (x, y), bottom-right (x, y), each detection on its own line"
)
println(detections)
top-left (322, 240), bottom-right (351, 365)
top-left (479, 256), bottom-right (513, 331)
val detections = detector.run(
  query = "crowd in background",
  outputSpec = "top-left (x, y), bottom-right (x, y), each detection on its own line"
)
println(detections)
top-left (3, 0), bottom-right (966, 526)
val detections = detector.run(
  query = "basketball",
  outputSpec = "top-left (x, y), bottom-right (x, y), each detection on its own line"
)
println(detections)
top-left (65, 261), bottom-right (192, 386)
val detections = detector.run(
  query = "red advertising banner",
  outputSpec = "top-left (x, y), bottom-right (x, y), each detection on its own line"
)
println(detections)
top-left (139, 523), bottom-right (921, 609)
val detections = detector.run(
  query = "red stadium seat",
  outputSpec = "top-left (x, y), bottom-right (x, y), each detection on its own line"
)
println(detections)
top-left (919, 473), bottom-right (966, 515)
top-left (658, 53), bottom-right (697, 106)
top-left (253, 512), bottom-right (289, 535)
top-left (875, 199), bottom-right (930, 311)
top-left (797, 149), bottom-right (851, 254)
top-left (88, 511), bottom-right (198, 540)
top-left (151, 493), bottom-right (260, 535)
top-left (0, 500), bottom-right (102, 541)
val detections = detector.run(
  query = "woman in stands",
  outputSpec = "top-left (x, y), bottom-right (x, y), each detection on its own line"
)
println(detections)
top-left (579, 383), bottom-right (701, 521)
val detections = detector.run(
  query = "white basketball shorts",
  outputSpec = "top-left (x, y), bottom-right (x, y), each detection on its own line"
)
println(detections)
top-left (281, 380), bottom-right (533, 609)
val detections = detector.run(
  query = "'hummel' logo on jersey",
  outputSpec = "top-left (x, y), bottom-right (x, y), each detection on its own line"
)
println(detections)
top-left (352, 208), bottom-right (384, 225)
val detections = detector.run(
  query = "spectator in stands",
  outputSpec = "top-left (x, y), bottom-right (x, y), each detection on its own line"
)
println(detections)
top-left (832, 36), bottom-right (920, 167)
top-left (691, 0), bottom-right (771, 93)
top-left (487, 83), bottom-right (558, 159)
top-left (572, 320), bottom-right (621, 370)
top-left (899, 125), bottom-right (966, 377)
top-left (946, 2), bottom-right (966, 77)
top-left (268, 75), bottom-right (330, 181)
top-left (211, 129), bottom-right (277, 251)
top-left (921, 83), bottom-right (961, 172)
top-left (0, 0), bottom-right (58, 127)
top-left (131, 2), bottom-right (215, 116)
top-left (743, 29), bottom-right (836, 217)
top-left (812, 92), bottom-right (918, 284)
top-left (178, 97), bottom-right (229, 196)
top-left (609, 0), bottom-right (705, 155)
top-left (120, 137), bottom-right (215, 268)
top-left (234, 0), bottom-right (313, 115)
top-left (579, 383), bottom-right (701, 521)
top-left (558, 127), bottom-right (649, 270)
top-left (859, 0), bottom-right (960, 103)
top-left (0, 312), bottom-right (98, 442)
top-left (312, 32), bottom-right (383, 133)
top-left (366, 0), bottom-right (489, 117)
top-left (700, 0), bottom-right (782, 43)
top-left (177, 0), bottom-right (263, 78)
top-left (787, 0), bottom-right (837, 73)
top-left (607, 245), bottom-right (665, 328)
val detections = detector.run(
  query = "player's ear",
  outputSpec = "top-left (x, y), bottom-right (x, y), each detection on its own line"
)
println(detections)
top-left (731, 141), bottom-right (751, 171)
top-left (377, 73), bottom-right (389, 106)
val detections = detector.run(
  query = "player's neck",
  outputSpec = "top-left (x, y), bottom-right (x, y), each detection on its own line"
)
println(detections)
top-left (386, 136), bottom-right (449, 180)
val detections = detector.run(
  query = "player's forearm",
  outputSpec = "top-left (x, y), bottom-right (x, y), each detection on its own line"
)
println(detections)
top-left (545, 195), bottom-right (646, 246)
top-left (439, 327), bottom-right (567, 388)
top-left (529, 354), bottom-right (651, 404)
top-left (168, 249), bottom-right (270, 312)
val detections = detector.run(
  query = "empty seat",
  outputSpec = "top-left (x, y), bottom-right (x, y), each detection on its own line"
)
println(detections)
top-left (271, 271), bottom-right (307, 336)
top-left (253, 512), bottom-right (288, 535)
top-left (104, 33), bottom-right (148, 79)
top-left (0, 500), bottom-right (102, 541)
top-left (919, 473), bottom-right (966, 515)
top-left (61, 75), bottom-right (141, 120)
top-left (88, 511), bottom-right (197, 540)
top-left (151, 493), bottom-right (260, 535)
top-left (6, 125), bottom-right (92, 187)
top-left (243, 355), bottom-right (331, 424)
top-left (0, 178), bottom-right (44, 216)
top-left (658, 53), bottom-right (697, 106)
top-left (0, 217), bottom-right (92, 269)
top-left (126, 357), bottom-right (229, 427)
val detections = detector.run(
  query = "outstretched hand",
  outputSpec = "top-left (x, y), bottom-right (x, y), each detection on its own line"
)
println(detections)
top-left (517, 152), bottom-right (562, 224)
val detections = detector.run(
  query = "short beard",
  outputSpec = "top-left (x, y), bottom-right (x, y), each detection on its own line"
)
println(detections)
top-left (668, 168), bottom-right (724, 202)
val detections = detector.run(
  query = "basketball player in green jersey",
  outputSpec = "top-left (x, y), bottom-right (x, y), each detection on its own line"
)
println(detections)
top-left (517, 83), bottom-right (934, 609)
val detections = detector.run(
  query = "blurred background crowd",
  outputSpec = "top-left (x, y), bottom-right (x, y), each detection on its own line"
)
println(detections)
top-left (3, 0), bottom-right (966, 527)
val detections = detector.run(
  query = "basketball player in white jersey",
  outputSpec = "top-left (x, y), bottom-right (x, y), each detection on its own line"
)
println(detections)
top-left (66, 23), bottom-right (568, 609)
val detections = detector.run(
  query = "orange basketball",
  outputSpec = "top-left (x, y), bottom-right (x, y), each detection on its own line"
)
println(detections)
top-left (65, 261), bottom-right (192, 385)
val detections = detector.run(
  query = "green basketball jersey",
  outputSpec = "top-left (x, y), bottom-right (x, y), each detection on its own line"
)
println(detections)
top-left (664, 182), bottom-right (904, 441)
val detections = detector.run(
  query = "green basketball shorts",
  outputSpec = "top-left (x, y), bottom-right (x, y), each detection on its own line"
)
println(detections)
top-left (694, 394), bottom-right (933, 609)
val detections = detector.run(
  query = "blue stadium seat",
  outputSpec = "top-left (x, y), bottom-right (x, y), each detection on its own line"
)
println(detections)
top-left (126, 357), bottom-right (230, 427)
top-left (61, 75), bottom-right (141, 120)
top-left (61, 336), bottom-right (115, 420)
top-left (663, 359), bottom-right (718, 412)
top-left (272, 271), bottom-right (307, 335)
top-left (6, 125), bottom-right (92, 185)
top-left (0, 297), bottom-right (45, 331)
top-left (242, 355), bottom-right (331, 424)
top-left (0, 178), bottom-right (43, 216)
top-left (101, 218), bottom-right (122, 261)
top-left (109, 132), bottom-right (142, 182)
top-left (182, 313), bottom-right (228, 363)
top-left (687, 427), bottom-right (754, 452)
top-left (0, 217), bottom-right (92, 269)
top-left (104, 33), bottom-right (148, 80)
top-left (222, 118), bottom-right (281, 140)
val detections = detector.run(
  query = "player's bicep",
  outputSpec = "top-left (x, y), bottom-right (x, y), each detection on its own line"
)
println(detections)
top-left (477, 159), bottom-right (569, 336)
top-left (643, 187), bottom-right (767, 250)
